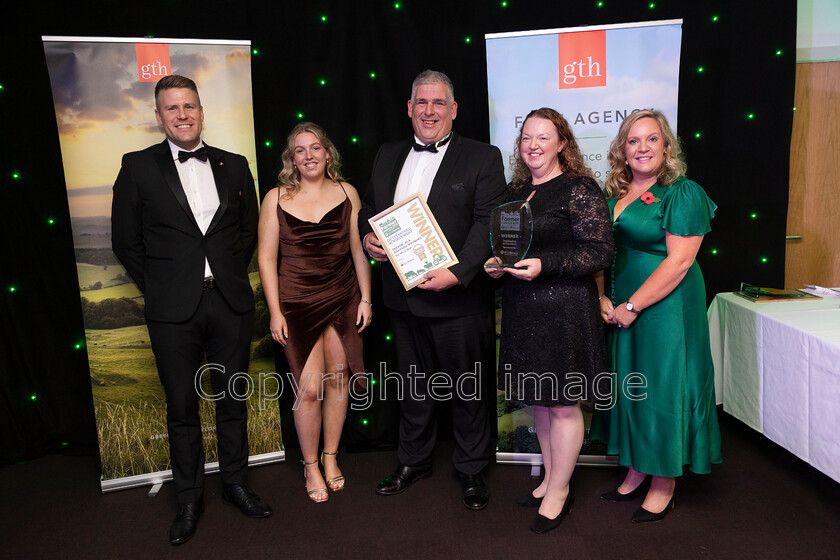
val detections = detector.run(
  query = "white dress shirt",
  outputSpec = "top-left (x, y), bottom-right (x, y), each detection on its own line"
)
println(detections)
top-left (167, 140), bottom-right (219, 279)
top-left (393, 134), bottom-right (451, 204)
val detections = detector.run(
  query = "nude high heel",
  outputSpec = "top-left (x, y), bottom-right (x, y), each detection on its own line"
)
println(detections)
top-left (302, 459), bottom-right (328, 503)
top-left (321, 451), bottom-right (345, 491)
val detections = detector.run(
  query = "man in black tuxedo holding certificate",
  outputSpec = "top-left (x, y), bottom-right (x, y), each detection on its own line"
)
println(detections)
top-left (359, 69), bottom-right (506, 510)
top-left (111, 75), bottom-right (271, 545)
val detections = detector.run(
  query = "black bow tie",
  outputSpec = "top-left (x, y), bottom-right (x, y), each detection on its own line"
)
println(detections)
top-left (178, 147), bottom-right (208, 163)
top-left (413, 134), bottom-right (452, 153)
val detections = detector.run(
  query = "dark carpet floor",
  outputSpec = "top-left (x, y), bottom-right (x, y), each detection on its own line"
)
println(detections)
top-left (2, 412), bottom-right (838, 560)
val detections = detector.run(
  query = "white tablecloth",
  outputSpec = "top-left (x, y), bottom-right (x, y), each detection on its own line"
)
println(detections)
top-left (708, 292), bottom-right (840, 482)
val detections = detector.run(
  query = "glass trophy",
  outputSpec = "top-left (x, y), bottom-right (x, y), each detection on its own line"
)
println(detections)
top-left (486, 200), bottom-right (533, 268)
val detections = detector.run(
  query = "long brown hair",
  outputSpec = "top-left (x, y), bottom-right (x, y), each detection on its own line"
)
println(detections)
top-left (277, 122), bottom-right (345, 197)
top-left (604, 109), bottom-right (686, 199)
top-left (510, 108), bottom-right (593, 190)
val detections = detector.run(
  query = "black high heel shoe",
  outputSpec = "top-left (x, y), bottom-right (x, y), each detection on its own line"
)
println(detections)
top-left (601, 476), bottom-right (651, 502)
top-left (631, 496), bottom-right (675, 523)
top-left (516, 492), bottom-right (544, 507)
top-left (530, 491), bottom-right (574, 534)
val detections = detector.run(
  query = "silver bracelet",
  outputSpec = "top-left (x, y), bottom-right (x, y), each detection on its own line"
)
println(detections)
top-left (361, 299), bottom-right (373, 307)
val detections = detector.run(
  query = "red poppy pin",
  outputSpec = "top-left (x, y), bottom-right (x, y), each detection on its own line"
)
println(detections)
top-left (641, 192), bottom-right (661, 204)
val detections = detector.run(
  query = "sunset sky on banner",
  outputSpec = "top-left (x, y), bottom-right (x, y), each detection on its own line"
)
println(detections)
top-left (43, 40), bottom-right (256, 218)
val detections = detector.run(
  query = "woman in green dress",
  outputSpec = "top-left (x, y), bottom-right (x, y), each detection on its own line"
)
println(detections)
top-left (593, 110), bottom-right (722, 523)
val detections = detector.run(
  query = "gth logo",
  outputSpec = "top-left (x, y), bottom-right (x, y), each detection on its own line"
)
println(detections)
top-left (558, 30), bottom-right (606, 89)
top-left (135, 43), bottom-right (171, 83)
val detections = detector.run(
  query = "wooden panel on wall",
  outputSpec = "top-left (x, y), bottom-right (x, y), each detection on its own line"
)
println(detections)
top-left (786, 62), bottom-right (840, 289)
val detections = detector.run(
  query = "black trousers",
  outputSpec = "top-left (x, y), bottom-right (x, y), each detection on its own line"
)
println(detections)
top-left (388, 309), bottom-right (495, 475)
top-left (147, 287), bottom-right (254, 504)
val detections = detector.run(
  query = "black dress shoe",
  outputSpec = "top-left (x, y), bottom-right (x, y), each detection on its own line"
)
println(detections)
top-left (631, 497), bottom-right (675, 523)
top-left (530, 491), bottom-right (574, 534)
top-left (222, 484), bottom-right (272, 518)
top-left (601, 476), bottom-right (651, 502)
top-left (376, 465), bottom-right (431, 495)
top-left (169, 500), bottom-right (203, 545)
top-left (516, 492), bottom-right (544, 507)
top-left (460, 472), bottom-right (490, 510)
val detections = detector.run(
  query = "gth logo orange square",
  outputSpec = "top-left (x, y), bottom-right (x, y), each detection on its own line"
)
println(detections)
top-left (135, 43), bottom-right (171, 83)
top-left (558, 30), bottom-right (606, 89)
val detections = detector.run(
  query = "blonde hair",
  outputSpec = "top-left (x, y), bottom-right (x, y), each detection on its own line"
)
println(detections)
top-left (277, 122), bottom-right (345, 197)
top-left (510, 107), bottom-right (593, 190)
top-left (604, 110), bottom-right (686, 199)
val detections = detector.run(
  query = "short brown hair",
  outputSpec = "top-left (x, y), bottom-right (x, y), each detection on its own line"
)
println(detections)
top-left (154, 75), bottom-right (201, 108)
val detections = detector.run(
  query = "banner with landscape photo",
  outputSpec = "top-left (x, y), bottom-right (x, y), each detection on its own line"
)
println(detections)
top-left (42, 36), bottom-right (283, 490)
top-left (486, 20), bottom-right (682, 463)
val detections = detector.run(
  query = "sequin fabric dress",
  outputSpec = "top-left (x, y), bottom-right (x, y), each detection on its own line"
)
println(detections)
top-left (497, 173), bottom-right (613, 407)
top-left (276, 190), bottom-right (363, 379)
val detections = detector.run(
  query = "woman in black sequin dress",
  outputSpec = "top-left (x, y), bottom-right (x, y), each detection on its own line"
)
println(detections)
top-left (485, 108), bottom-right (613, 533)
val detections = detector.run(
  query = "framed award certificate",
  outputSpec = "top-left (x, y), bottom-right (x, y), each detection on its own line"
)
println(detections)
top-left (368, 192), bottom-right (459, 290)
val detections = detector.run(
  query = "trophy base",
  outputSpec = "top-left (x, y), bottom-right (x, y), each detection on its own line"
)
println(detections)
top-left (484, 263), bottom-right (527, 270)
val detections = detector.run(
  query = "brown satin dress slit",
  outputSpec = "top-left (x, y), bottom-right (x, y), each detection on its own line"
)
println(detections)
top-left (275, 185), bottom-right (364, 380)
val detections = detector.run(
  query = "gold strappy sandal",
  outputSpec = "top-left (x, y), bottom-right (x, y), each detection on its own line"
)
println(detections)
top-left (320, 451), bottom-right (346, 491)
top-left (302, 459), bottom-right (328, 502)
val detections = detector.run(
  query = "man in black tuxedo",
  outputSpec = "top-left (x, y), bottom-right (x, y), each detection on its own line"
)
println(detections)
top-left (111, 75), bottom-right (271, 545)
top-left (359, 70), bottom-right (506, 510)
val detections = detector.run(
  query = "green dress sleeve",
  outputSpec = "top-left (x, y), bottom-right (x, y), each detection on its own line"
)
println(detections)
top-left (659, 177), bottom-right (717, 236)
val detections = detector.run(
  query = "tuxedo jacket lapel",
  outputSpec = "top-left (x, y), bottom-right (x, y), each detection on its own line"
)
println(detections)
top-left (154, 141), bottom-right (201, 231)
top-left (426, 132), bottom-right (460, 209)
top-left (206, 145), bottom-right (229, 234)
top-left (153, 140), bottom-right (231, 235)
top-left (385, 136), bottom-right (460, 208)
top-left (386, 142), bottom-right (413, 202)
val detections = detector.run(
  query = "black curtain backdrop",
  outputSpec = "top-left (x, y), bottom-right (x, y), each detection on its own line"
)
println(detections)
top-left (0, 1), bottom-right (796, 464)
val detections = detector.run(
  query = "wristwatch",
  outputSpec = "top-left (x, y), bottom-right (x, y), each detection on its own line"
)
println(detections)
top-left (625, 301), bottom-right (639, 314)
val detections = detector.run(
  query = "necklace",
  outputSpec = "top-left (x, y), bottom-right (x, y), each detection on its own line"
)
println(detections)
top-left (302, 183), bottom-right (329, 202)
